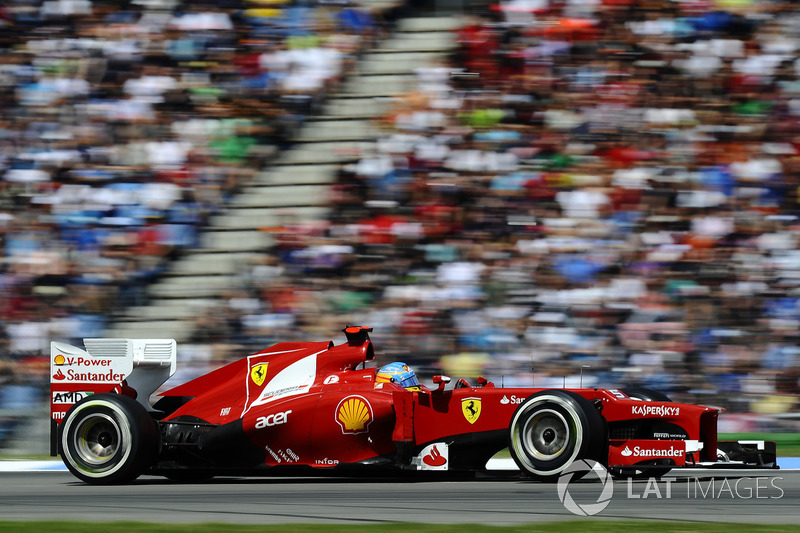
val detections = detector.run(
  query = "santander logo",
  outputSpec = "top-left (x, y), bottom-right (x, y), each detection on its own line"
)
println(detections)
top-left (621, 446), bottom-right (633, 457)
top-left (621, 445), bottom-right (684, 458)
top-left (423, 445), bottom-right (447, 467)
top-left (500, 395), bottom-right (524, 405)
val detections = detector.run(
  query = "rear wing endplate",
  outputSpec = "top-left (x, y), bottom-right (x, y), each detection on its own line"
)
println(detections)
top-left (50, 338), bottom-right (177, 414)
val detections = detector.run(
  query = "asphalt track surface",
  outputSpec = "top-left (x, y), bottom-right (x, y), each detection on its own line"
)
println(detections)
top-left (1, 469), bottom-right (798, 525)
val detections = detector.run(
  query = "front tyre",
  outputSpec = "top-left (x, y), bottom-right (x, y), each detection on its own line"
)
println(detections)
top-left (508, 390), bottom-right (606, 481)
top-left (60, 393), bottom-right (159, 485)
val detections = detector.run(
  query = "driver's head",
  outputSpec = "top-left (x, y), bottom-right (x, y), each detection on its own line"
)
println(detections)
top-left (376, 362), bottom-right (420, 391)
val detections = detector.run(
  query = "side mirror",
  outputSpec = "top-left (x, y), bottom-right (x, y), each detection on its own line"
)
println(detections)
top-left (432, 375), bottom-right (451, 392)
top-left (477, 376), bottom-right (488, 387)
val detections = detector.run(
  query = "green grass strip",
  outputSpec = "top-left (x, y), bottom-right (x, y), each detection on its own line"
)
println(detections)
top-left (0, 523), bottom-right (797, 533)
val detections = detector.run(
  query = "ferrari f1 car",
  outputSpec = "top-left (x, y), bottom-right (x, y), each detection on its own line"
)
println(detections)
top-left (49, 326), bottom-right (778, 484)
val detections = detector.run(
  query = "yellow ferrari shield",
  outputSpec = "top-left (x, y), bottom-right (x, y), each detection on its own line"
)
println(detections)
top-left (250, 363), bottom-right (269, 387)
top-left (461, 397), bottom-right (481, 424)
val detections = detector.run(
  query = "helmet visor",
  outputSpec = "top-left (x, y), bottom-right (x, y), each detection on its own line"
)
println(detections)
top-left (396, 373), bottom-right (420, 389)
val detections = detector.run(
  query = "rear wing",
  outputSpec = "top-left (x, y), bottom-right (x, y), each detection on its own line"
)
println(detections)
top-left (50, 338), bottom-right (177, 454)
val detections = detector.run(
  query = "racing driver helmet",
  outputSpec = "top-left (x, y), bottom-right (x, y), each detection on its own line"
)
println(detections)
top-left (376, 362), bottom-right (421, 391)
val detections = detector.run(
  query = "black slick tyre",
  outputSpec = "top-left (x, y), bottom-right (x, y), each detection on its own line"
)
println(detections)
top-left (59, 393), bottom-right (159, 484)
top-left (508, 390), bottom-right (606, 481)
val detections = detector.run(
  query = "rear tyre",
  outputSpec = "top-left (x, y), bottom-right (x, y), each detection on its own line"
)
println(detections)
top-left (60, 393), bottom-right (159, 485)
top-left (508, 390), bottom-right (606, 481)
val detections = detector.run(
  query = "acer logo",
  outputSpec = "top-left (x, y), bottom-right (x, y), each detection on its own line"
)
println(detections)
top-left (621, 445), bottom-right (684, 458)
top-left (255, 410), bottom-right (292, 429)
top-left (631, 405), bottom-right (680, 417)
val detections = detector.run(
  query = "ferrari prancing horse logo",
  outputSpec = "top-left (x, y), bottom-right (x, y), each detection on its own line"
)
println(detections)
top-left (462, 397), bottom-right (481, 424)
top-left (250, 363), bottom-right (269, 387)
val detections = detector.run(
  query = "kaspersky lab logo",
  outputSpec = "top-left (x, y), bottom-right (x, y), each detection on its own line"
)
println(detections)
top-left (557, 460), bottom-right (614, 516)
top-left (631, 405), bottom-right (680, 417)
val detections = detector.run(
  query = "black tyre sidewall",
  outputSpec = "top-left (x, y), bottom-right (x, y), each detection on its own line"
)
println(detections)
top-left (508, 390), bottom-right (606, 480)
top-left (59, 393), bottom-right (158, 484)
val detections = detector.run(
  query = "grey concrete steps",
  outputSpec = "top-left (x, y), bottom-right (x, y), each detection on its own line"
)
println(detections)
top-left (169, 252), bottom-right (260, 276)
top-left (230, 185), bottom-right (330, 208)
top-left (294, 119), bottom-right (379, 142)
top-left (374, 32), bottom-right (456, 52)
top-left (122, 299), bottom-right (220, 321)
top-left (211, 206), bottom-right (331, 230)
top-left (321, 97), bottom-right (394, 119)
top-left (396, 17), bottom-right (465, 33)
top-left (339, 74), bottom-right (418, 97)
top-left (254, 164), bottom-right (338, 186)
top-left (148, 275), bottom-right (240, 298)
top-left (104, 320), bottom-right (195, 343)
top-left (276, 141), bottom-right (373, 164)
top-left (197, 230), bottom-right (274, 252)
top-left (357, 51), bottom-right (449, 75)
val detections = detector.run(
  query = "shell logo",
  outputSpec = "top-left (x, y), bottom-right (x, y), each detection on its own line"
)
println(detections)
top-left (335, 396), bottom-right (373, 435)
top-left (54, 354), bottom-right (67, 366)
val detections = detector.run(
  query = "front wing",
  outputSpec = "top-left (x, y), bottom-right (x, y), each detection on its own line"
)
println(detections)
top-left (608, 438), bottom-right (778, 475)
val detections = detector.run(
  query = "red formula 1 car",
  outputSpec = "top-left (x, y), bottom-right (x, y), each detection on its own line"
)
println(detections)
top-left (49, 326), bottom-right (777, 484)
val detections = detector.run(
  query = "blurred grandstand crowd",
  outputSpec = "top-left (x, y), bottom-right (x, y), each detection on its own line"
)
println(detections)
top-left (3, 0), bottom-right (800, 449)
top-left (0, 0), bottom-right (381, 445)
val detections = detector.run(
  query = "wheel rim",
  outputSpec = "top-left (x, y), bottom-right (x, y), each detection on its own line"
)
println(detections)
top-left (522, 409), bottom-right (569, 460)
top-left (73, 413), bottom-right (121, 468)
top-left (509, 394), bottom-right (588, 477)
